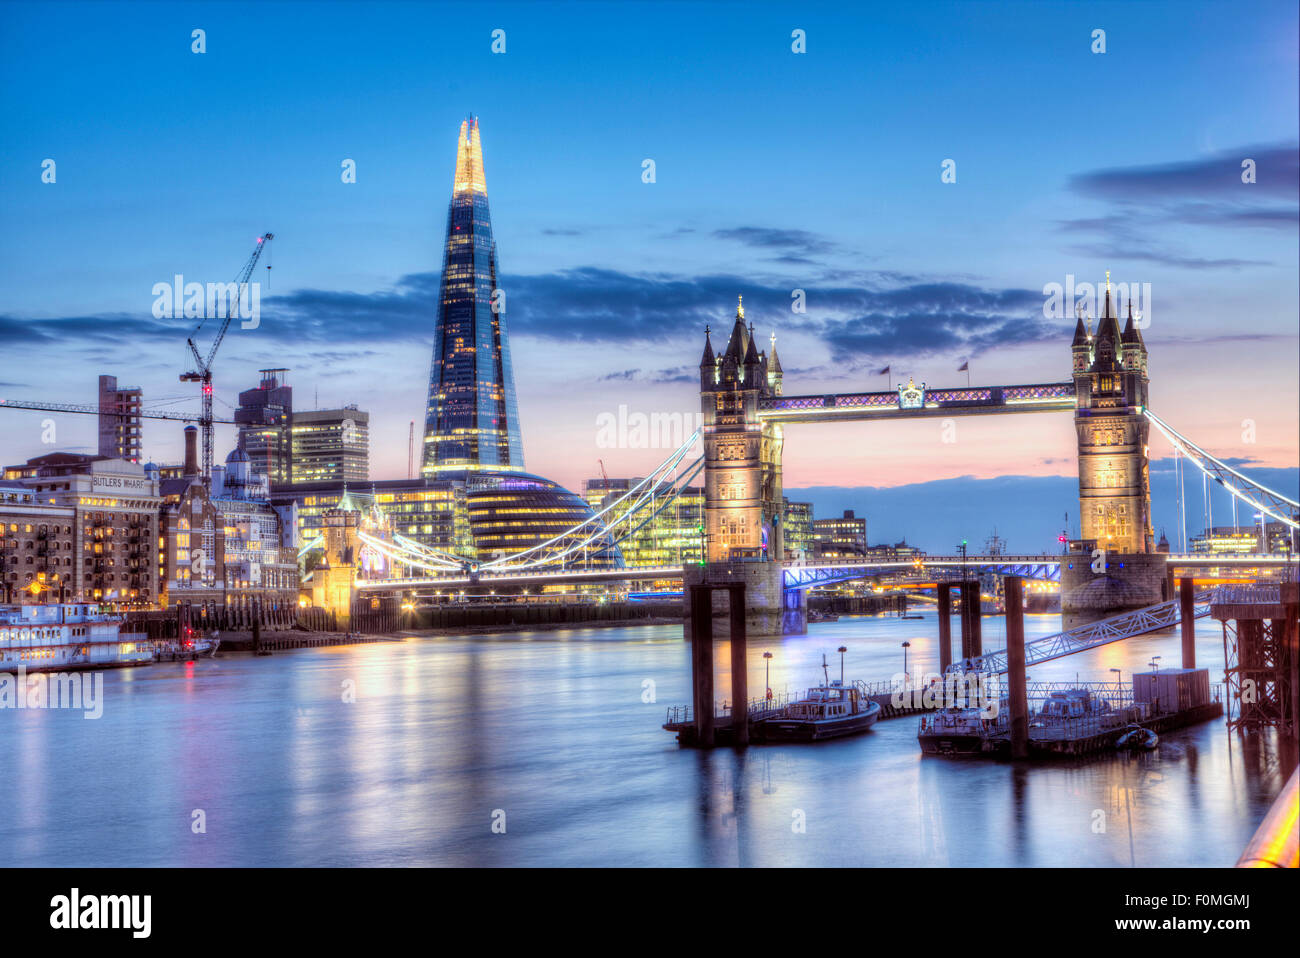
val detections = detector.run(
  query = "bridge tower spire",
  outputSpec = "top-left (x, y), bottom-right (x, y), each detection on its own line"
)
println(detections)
top-left (691, 298), bottom-right (796, 635)
top-left (1064, 268), bottom-right (1161, 625)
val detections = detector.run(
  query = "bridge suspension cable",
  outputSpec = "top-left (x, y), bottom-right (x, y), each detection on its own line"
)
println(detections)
top-left (339, 429), bottom-right (705, 579)
top-left (1145, 409), bottom-right (1299, 530)
top-left (476, 428), bottom-right (703, 571)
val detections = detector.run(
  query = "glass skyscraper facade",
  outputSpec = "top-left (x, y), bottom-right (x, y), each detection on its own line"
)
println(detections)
top-left (421, 115), bottom-right (523, 476)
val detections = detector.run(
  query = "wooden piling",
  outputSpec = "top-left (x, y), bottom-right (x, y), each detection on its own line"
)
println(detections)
top-left (1005, 575), bottom-right (1029, 759)
top-left (937, 584), bottom-right (953, 673)
top-left (689, 586), bottom-right (714, 748)
top-left (1180, 575), bottom-right (1196, 669)
top-left (959, 581), bottom-right (982, 661)
top-left (729, 583), bottom-right (748, 746)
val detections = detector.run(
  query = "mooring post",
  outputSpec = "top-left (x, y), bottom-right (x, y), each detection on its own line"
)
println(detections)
top-left (959, 581), bottom-right (981, 661)
top-left (958, 583), bottom-right (972, 661)
top-left (690, 585), bottom-right (715, 748)
top-left (937, 584), bottom-right (953, 673)
top-left (1005, 575), bottom-right (1029, 760)
top-left (729, 583), bottom-right (748, 746)
top-left (1180, 575), bottom-right (1196, 669)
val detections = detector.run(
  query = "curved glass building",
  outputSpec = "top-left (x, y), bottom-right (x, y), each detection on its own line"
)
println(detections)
top-left (467, 472), bottom-right (622, 569)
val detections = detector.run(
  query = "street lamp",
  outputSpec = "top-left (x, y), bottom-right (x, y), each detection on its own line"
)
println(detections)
top-left (837, 645), bottom-right (847, 686)
top-left (902, 640), bottom-right (911, 683)
top-left (1109, 667), bottom-right (1122, 688)
top-left (1148, 656), bottom-right (1161, 673)
top-left (763, 651), bottom-right (773, 702)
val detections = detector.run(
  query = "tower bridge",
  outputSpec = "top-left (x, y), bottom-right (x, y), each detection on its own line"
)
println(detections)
top-left (318, 283), bottom-right (1295, 634)
top-left (689, 286), bottom-right (1297, 635)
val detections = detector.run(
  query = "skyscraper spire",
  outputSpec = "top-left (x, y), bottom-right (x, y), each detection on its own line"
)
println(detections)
top-left (453, 115), bottom-right (487, 196)
top-left (422, 116), bottom-right (523, 475)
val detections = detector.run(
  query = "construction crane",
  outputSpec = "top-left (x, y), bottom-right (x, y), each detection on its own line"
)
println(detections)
top-left (0, 397), bottom-right (235, 424)
top-left (181, 233), bottom-right (273, 487)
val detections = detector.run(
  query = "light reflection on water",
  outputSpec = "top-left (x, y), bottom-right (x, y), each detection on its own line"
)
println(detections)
top-left (1, 611), bottom-right (1291, 866)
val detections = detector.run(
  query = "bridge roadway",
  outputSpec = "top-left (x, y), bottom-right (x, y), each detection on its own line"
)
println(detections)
top-left (756, 382), bottom-right (1076, 424)
top-left (355, 553), bottom-right (1294, 592)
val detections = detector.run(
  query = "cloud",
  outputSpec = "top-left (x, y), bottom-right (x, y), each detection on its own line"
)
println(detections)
top-left (1062, 143), bottom-right (1299, 267)
top-left (713, 226), bottom-right (836, 256)
top-left (1069, 144), bottom-right (1298, 203)
top-left (0, 269), bottom-right (1067, 370)
top-left (596, 366), bottom-right (696, 385)
top-left (813, 282), bottom-right (1063, 362)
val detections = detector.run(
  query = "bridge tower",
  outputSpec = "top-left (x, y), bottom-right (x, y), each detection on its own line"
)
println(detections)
top-left (311, 498), bottom-right (361, 627)
top-left (1064, 280), bottom-right (1166, 623)
top-left (687, 298), bottom-right (801, 636)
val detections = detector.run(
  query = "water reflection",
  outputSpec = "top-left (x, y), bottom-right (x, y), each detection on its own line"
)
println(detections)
top-left (0, 612), bottom-right (1291, 866)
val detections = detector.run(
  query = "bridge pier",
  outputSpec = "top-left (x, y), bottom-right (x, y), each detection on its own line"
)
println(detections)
top-left (1060, 548), bottom-right (1168, 628)
top-left (683, 562), bottom-right (802, 638)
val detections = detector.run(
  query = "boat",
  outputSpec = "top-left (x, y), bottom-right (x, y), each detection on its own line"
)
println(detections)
top-left (1115, 724), bottom-right (1159, 750)
top-left (0, 603), bottom-right (154, 672)
top-left (807, 609), bottom-right (839, 623)
top-left (154, 632), bottom-right (220, 662)
top-left (918, 707), bottom-right (989, 755)
top-left (760, 656), bottom-right (881, 741)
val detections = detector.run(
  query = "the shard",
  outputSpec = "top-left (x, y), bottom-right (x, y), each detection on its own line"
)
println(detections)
top-left (421, 116), bottom-right (524, 475)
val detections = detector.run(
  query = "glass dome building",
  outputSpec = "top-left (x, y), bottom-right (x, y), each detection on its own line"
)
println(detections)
top-left (466, 471), bottom-right (623, 569)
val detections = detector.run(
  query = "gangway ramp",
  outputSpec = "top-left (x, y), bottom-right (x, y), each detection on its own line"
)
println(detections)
top-left (956, 591), bottom-right (1213, 674)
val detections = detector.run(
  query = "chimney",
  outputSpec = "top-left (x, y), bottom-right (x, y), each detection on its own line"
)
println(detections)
top-left (183, 426), bottom-right (199, 477)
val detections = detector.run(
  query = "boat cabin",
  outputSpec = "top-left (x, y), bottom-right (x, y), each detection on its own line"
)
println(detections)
top-left (786, 681), bottom-right (866, 720)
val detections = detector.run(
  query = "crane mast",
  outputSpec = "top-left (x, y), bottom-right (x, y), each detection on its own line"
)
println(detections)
top-left (180, 233), bottom-right (273, 488)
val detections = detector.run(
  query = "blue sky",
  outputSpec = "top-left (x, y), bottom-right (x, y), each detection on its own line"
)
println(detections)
top-left (1, 1), bottom-right (1296, 550)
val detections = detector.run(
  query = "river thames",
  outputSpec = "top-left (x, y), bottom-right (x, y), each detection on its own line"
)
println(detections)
top-left (3, 610), bottom-right (1291, 867)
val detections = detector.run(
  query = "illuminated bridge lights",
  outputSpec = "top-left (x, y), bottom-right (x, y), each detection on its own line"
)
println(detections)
top-left (757, 382), bottom-right (1076, 423)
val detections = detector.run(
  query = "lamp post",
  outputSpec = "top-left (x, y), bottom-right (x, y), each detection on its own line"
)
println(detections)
top-left (763, 651), bottom-right (773, 702)
top-left (1148, 656), bottom-right (1161, 673)
top-left (1109, 667), bottom-right (1122, 691)
top-left (902, 640), bottom-right (911, 683)
top-left (837, 645), bottom-right (847, 686)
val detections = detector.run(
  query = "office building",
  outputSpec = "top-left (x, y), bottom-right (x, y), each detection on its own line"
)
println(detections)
top-left (813, 509), bottom-right (867, 558)
top-left (291, 406), bottom-right (369, 484)
top-left (236, 368), bottom-right (293, 482)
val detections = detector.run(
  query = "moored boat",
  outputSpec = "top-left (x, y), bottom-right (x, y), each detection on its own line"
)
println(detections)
top-left (918, 707), bottom-right (989, 755)
top-left (0, 603), bottom-right (153, 672)
top-left (760, 655), bottom-right (880, 741)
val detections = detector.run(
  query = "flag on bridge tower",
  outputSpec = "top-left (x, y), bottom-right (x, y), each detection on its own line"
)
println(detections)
top-left (958, 360), bottom-right (970, 386)
top-left (877, 365), bottom-right (892, 389)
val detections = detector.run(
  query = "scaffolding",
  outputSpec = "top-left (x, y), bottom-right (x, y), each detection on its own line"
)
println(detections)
top-left (1213, 583), bottom-right (1299, 737)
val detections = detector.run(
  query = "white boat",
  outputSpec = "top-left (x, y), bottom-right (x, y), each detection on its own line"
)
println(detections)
top-left (760, 657), bottom-right (881, 741)
top-left (0, 604), bottom-right (154, 672)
